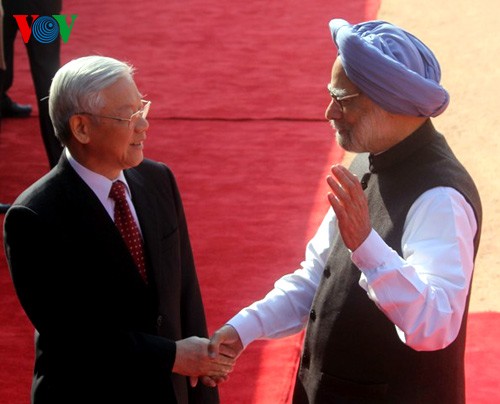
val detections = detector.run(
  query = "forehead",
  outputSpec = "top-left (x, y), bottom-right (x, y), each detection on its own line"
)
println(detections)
top-left (330, 58), bottom-right (358, 93)
top-left (101, 76), bottom-right (142, 108)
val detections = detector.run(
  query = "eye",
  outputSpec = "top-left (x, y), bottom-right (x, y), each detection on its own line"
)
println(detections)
top-left (340, 97), bottom-right (354, 106)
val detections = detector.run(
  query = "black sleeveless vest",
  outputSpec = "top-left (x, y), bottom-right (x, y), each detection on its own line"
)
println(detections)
top-left (293, 120), bottom-right (482, 403)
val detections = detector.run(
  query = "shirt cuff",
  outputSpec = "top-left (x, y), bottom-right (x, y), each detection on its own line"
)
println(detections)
top-left (351, 228), bottom-right (401, 272)
top-left (227, 309), bottom-right (265, 348)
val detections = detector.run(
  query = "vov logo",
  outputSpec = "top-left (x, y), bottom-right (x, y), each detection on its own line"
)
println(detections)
top-left (13, 14), bottom-right (77, 44)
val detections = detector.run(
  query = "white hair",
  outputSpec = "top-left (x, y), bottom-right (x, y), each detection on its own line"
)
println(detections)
top-left (49, 55), bottom-right (135, 144)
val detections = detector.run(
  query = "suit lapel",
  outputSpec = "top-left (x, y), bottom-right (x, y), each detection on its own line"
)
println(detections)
top-left (58, 156), bottom-right (115, 230)
top-left (58, 156), bottom-right (148, 285)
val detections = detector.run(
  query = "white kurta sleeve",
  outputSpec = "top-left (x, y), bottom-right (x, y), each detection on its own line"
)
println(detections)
top-left (228, 208), bottom-right (336, 347)
top-left (354, 187), bottom-right (478, 351)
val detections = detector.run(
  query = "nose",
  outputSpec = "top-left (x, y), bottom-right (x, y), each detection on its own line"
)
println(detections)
top-left (325, 99), bottom-right (342, 121)
top-left (135, 115), bottom-right (149, 132)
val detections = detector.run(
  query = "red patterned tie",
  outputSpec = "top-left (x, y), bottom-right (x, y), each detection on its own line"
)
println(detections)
top-left (109, 180), bottom-right (148, 283)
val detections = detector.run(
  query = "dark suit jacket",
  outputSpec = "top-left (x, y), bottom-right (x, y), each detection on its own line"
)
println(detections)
top-left (3, 154), bottom-right (219, 404)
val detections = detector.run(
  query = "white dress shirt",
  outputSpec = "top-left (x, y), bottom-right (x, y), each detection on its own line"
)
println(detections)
top-left (65, 148), bottom-right (142, 231)
top-left (228, 186), bottom-right (477, 351)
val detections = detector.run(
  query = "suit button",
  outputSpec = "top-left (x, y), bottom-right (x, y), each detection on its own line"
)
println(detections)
top-left (310, 309), bottom-right (316, 321)
top-left (323, 268), bottom-right (331, 278)
top-left (157, 315), bottom-right (163, 328)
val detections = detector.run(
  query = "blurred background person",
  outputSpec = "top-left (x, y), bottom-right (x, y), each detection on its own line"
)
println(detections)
top-left (0, 0), bottom-right (63, 168)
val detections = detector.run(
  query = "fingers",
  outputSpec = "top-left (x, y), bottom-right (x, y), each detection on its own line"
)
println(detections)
top-left (199, 375), bottom-right (228, 388)
top-left (194, 325), bottom-right (244, 386)
top-left (208, 330), bottom-right (221, 359)
top-left (327, 165), bottom-right (362, 199)
top-left (326, 164), bottom-right (372, 251)
top-left (204, 343), bottom-right (235, 376)
top-left (327, 165), bottom-right (359, 219)
top-left (211, 351), bottom-right (236, 369)
top-left (191, 375), bottom-right (229, 388)
top-left (173, 336), bottom-right (235, 379)
top-left (174, 327), bottom-right (244, 386)
top-left (219, 342), bottom-right (240, 359)
top-left (209, 325), bottom-right (244, 360)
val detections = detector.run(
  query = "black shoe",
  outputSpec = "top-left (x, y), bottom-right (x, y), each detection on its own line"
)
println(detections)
top-left (0, 203), bottom-right (11, 214)
top-left (1, 96), bottom-right (32, 118)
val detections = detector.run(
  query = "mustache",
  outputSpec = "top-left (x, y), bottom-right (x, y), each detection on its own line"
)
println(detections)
top-left (330, 121), bottom-right (346, 133)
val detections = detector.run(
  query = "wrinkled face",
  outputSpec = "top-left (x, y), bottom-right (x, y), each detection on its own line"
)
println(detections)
top-left (86, 76), bottom-right (149, 178)
top-left (325, 58), bottom-right (389, 153)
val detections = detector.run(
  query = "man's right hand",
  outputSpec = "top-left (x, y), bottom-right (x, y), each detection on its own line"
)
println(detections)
top-left (173, 336), bottom-right (235, 382)
top-left (208, 324), bottom-right (244, 362)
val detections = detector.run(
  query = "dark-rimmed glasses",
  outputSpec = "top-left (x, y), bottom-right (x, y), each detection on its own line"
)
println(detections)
top-left (327, 84), bottom-right (360, 112)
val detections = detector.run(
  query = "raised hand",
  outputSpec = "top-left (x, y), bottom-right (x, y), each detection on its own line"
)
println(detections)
top-left (327, 164), bottom-right (371, 251)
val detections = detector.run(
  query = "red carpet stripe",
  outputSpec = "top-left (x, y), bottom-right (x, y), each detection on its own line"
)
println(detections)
top-left (4, 1), bottom-right (497, 404)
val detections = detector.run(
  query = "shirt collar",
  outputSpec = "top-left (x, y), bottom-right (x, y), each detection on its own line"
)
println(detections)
top-left (65, 148), bottom-right (131, 202)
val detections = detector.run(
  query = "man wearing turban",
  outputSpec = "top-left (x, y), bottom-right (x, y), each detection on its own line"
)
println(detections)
top-left (210, 19), bottom-right (482, 403)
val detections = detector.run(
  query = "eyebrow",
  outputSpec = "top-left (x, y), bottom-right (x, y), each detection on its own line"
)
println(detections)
top-left (327, 83), bottom-right (349, 98)
top-left (116, 97), bottom-right (145, 113)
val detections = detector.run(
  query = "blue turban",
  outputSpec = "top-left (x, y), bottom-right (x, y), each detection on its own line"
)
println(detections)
top-left (329, 19), bottom-right (449, 117)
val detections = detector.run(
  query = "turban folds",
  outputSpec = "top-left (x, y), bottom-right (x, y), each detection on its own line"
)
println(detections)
top-left (329, 19), bottom-right (449, 117)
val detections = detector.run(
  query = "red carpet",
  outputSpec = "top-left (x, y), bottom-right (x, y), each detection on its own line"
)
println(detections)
top-left (0, 1), bottom-right (498, 403)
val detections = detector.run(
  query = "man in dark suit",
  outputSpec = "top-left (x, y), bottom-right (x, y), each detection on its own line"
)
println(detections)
top-left (3, 55), bottom-right (233, 404)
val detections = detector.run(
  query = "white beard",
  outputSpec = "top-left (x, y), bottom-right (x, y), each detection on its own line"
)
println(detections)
top-left (333, 105), bottom-right (389, 153)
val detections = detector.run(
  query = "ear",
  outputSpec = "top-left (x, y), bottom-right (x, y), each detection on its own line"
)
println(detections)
top-left (69, 114), bottom-right (91, 144)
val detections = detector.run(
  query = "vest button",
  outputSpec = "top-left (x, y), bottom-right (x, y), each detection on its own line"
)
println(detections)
top-left (157, 315), bottom-right (163, 328)
top-left (310, 309), bottom-right (316, 321)
top-left (302, 351), bottom-right (310, 368)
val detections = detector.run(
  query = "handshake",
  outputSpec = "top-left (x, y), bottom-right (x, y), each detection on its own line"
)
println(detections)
top-left (173, 325), bottom-right (244, 387)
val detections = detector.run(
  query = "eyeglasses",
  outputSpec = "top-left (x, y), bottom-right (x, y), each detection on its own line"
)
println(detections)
top-left (77, 100), bottom-right (151, 128)
top-left (327, 84), bottom-right (360, 112)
